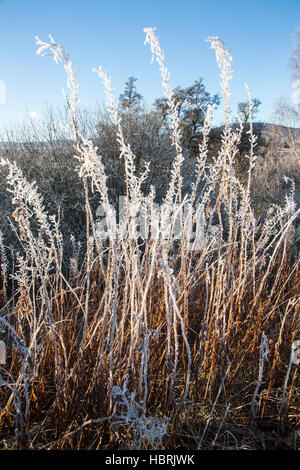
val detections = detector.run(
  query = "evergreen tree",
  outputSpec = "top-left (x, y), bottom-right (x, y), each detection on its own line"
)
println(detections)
top-left (119, 76), bottom-right (143, 112)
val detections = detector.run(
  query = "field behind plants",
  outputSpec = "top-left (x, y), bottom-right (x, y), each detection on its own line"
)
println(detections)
top-left (0, 28), bottom-right (299, 450)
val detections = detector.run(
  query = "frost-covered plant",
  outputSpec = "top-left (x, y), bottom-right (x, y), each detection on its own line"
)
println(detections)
top-left (249, 331), bottom-right (269, 425)
top-left (0, 317), bottom-right (43, 448)
top-left (111, 384), bottom-right (169, 449)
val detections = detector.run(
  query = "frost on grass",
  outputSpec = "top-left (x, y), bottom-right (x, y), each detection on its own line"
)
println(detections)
top-left (0, 340), bottom-right (5, 364)
top-left (111, 384), bottom-right (169, 450)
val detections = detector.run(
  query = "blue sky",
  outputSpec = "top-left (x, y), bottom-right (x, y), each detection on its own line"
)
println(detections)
top-left (0, 0), bottom-right (299, 129)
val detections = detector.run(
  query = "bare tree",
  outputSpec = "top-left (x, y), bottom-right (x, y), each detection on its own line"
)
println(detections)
top-left (237, 98), bottom-right (261, 124)
top-left (154, 78), bottom-right (220, 153)
top-left (289, 27), bottom-right (300, 84)
top-left (269, 27), bottom-right (300, 166)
